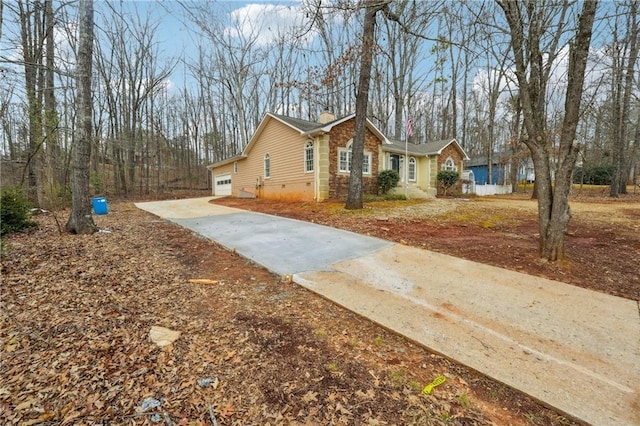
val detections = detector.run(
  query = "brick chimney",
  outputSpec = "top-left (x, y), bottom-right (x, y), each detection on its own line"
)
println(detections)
top-left (319, 111), bottom-right (336, 124)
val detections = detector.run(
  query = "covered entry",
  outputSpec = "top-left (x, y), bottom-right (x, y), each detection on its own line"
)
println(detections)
top-left (214, 174), bottom-right (232, 196)
top-left (389, 153), bottom-right (405, 182)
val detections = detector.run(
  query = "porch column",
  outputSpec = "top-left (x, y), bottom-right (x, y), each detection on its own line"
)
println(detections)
top-left (316, 134), bottom-right (330, 201)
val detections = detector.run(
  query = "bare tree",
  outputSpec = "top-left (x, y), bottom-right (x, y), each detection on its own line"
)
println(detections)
top-left (609, 0), bottom-right (638, 197)
top-left (180, 2), bottom-right (270, 148)
top-left (378, 0), bottom-right (438, 140)
top-left (0, 0), bottom-right (4, 41)
top-left (476, 14), bottom-right (510, 184)
top-left (346, 0), bottom-right (388, 209)
top-left (347, 0), bottom-right (456, 208)
top-left (66, 0), bottom-right (97, 234)
top-left (93, 2), bottom-right (175, 195)
top-left (497, 0), bottom-right (598, 261)
top-left (43, 0), bottom-right (59, 205)
top-left (16, 0), bottom-right (45, 204)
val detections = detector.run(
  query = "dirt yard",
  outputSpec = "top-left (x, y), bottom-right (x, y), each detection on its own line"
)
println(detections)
top-left (1, 189), bottom-right (637, 425)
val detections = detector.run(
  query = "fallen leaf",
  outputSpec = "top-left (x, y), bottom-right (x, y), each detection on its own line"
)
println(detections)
top-left (4, 335), bottom-right (20, 352)
top-left (14, 398), bottom-right (37, 411)
top-left (336, 402), bottom-right (352, 416)
top-left (61, 408), bottom-right (84, 425)
top-left (218, 401), bottom-right (236, 418)
top-left (368, 370), bottom-right (380, 387)
top-left (21, 412), bottom-right (56, 425)
top-left (302, 391), bottom-right (318, 404)
top-left (0, 387), bottom-right (10, 401)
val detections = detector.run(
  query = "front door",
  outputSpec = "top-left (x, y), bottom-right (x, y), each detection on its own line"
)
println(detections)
top-left (389, 154), bottom-right (404, 182)
top-left (390, 154), bottom-right (400, 174)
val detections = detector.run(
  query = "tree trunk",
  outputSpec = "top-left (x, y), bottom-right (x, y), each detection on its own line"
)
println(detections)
top-left (43, 0), bottom-right (58, 209)
top-left (610, 1), bottom-right (638, 197)
top-left (346, 0), bottom-right (386, 209)
top-left (18, 0), bottom-right (44, 205)
top-left (498, 0), bottom-right (598, 261)
top-left (66, 0), bottom-right (97, 235)
top-left (542, 1), bottom-right (597, 260)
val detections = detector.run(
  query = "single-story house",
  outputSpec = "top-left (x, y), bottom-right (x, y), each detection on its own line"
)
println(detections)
top-left (207, 112), bottom-right (469, 201)
top-left (466, 152), bottom-right (535, 185)
top-left (465, 154), bottom-right (509, 185)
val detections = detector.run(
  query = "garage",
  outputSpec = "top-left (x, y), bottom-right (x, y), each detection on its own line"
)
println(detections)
top-left (214, 174), bottom-right (232, 196)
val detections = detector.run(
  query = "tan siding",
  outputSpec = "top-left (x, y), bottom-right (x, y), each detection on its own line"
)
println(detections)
top-left (415, 156), bottom-right (429, 188)
top-left (237, 118), bottom-right (315, 201)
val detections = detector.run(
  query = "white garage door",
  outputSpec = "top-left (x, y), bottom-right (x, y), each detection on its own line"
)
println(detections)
top-left (214, 174), bottom-right (232, 196)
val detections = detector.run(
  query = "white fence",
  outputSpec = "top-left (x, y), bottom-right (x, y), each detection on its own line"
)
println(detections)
top-left (462, 183), bottom-right (513, 196)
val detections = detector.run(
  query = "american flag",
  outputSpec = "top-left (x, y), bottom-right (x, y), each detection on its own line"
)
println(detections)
top-left (406, 117), bottom-right (413, 137)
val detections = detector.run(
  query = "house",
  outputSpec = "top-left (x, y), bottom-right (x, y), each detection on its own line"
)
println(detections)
top-left (465, 151), bottom-right (535, 185)
top-left (207, 112), bottom-right (469, 201)
top-left (465, 154), bottom-right (509, 185)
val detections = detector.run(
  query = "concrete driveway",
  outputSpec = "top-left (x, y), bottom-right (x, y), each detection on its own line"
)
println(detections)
top-left (136, 197), bottom-right (640, 426)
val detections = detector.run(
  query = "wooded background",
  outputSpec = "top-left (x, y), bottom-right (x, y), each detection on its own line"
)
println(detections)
top-left (1, 0), bottom-right (638, 207)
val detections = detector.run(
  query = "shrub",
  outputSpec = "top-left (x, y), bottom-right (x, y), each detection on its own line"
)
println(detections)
top-left (437, 170), bottom-right (459, 196)
top-left (1, 187), bottom-right (38, 237)
top-left (378, 169), bottom-right (400, 194)
top-left (383, 193), bottom-right (407, 201)
top-left (573, 164), bottom-right (613, 185)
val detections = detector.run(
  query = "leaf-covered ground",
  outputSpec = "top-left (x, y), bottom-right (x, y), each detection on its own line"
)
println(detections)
top-left (1, 198), bottom-right (581, 425)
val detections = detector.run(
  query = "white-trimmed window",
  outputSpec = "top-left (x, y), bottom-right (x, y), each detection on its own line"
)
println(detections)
top-left (443, 157), bottom-right (457, 171)
top-left (408, 157), bottom-right (416, 181)
top-left (304, 141), bottom-right (314, 172)
top-left (233, 161), bottom-right (238, 173)
top-left (338, 140), bottom-right (371, 175)
top-left (264, 153), bottom-right (270, 178)
top-left (339, 148), bottom-right (351, 172)
top-left (362, 153), bottom-right (370, 174)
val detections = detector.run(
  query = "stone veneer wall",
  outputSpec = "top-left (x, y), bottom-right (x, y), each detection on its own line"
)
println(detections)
top-left (436, 143), bottom-right (464, 196)
top-left (327, 120), bottom-right (380, 199)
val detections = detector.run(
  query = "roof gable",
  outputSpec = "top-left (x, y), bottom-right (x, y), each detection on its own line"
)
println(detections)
top-left (300, 113), bottom-right (390, 144)
top-left (238, 113), bottom-right (310, 160)
top-left (209, 112), bottom-right (399, 168)
top-left (245, 112), bottom-right (389, 154)
top-left (383, 138), bottom-right (470, 160)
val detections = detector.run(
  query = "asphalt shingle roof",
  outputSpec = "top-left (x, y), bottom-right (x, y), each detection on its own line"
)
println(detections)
top-left (270, 113), bottom-right (323, 133)
top-left (385, 139), bottom-right (455, 155)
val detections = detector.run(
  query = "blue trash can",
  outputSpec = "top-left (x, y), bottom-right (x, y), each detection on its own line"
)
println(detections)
top-left (92, 196), bottom-right (108, 215)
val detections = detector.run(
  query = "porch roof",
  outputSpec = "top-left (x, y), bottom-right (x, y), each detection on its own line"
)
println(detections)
top-left (384, 139), bottom-right (463, 157)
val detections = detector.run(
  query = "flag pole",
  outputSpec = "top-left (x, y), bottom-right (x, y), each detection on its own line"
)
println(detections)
top-left (404, 131), bottom-right (408, 197)
top-left (405, 117), bottom-right (411, 198)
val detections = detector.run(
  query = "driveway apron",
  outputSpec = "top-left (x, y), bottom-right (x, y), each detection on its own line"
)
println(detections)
top-left (136, 197), bottom-right (640, 426)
